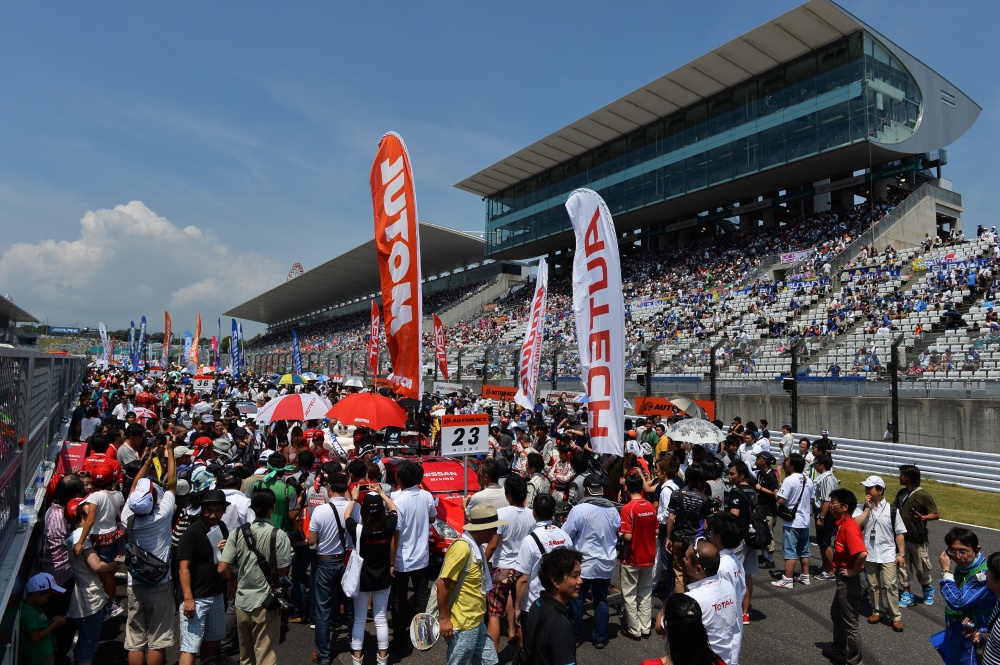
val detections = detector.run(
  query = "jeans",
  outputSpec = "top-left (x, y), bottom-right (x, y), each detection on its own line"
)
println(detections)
top-left (313, 555), bottom-right (352, 662)
top-left (571, 577), bottom-right (611, 642)
top-left (73, 611), bottom-right (104, 663)
top-left (350, 588), bottom-right (390, 652)
top-left (444, 622), bottom-right (498, 665)
top-left (291, 546), bottom-right (313, 619)
top-left (392, 566), bottom-right (432, 641)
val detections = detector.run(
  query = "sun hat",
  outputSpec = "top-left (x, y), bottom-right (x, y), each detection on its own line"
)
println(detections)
top-left (464, 504), bottom-right (507, 531)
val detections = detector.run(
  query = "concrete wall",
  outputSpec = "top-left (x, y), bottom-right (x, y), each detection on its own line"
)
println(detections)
top-left (872, 195), bottom-right (937, 252)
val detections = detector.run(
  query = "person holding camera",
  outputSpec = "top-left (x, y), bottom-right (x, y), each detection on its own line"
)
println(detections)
top-left (218, 489), bottom-right (293, 665)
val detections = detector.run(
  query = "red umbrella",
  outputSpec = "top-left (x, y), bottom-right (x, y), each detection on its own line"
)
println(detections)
top-left (326, 392), bottom-right (406, 430)
top-left (255, 393), bottom-right (334, 424)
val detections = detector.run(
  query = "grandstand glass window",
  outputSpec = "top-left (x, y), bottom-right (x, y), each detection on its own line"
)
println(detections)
top-left (484, 30), bottom-right (924, 256)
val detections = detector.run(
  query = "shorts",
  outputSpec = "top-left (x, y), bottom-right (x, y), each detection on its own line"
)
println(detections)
top-left (74, 610), bottom-right (105, 663)
top-left (486, 569), bottom-right (516, 618)
top-left (782, 526), bottom-right (811, 561)
top-left (734, 543), bottom-right (759, 575)
top-left (91, 528), bottom-right (125, 562)
top-left (816, 515), bottom-right (838, 549)
top-left (125, 583), bottom-right (176, 651)
top-left (179, 594), bottom-right (226, 653)
top-left (445, 622), bottom-right (498, 665)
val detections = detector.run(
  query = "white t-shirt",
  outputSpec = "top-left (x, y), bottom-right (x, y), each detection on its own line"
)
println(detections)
top-left (853, 500), bottom-right (907, 564)
top-left (120, 488), bottom-right (175, 586)
top-left (309, 497), bottom-right (352, 556)
top-left (686, 575), bottom-right (740, 665)
top-left (658, 479), bottom-right (679, 526)
top-left (492, 505), bottom-right (535, 569)
top-left (717, 550), bottom-right (746, 664)
top-left (512, 522), bottom-right (573, 610)
top-left (776, 473), bottom-right (815, 529)
top-left (391, 486), bottom-right (436, 572)
top-left (83, 489), bottom-right (125, 535)
top-left (65, 528), bottom-right (108, 618)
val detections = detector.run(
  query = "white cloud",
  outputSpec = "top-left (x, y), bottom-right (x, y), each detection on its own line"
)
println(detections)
top-left (0, 201), bottom-right (283, 331)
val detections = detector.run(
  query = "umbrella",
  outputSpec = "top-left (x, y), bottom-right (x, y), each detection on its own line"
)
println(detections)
top-left (327, 392), bottom-right (407, 430)
top-left (301, 372), bottom-right (319, 382)
top-left (665, 418), bottom-right (726, 448)
top-left (316, 375), bottom-right (331, 383)
top-left (133, 407), bottom-right (157, 425)
top-left (278, 373), bottom-right (307, 385)
top-left (168, 371), bottom-right (182, 379)
top-left (665, 396), bottom-right (708, 420)
top-left (255, 393), bottom-right (334, 424)
top-left (344, 378), bottom-right (364, 389)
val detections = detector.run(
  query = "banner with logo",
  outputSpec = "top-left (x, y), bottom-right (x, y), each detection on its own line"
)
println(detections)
top-left (98, 322), bottom-right (109, 369)
top-left (211, 336), bottom-right (219, 371)
top-left (127, 321), bottom-right (136, 371)
top-left (291, 330), bottom-right (303, 374)
top-left (183, 331), bottom-right (194, 373)
top-left (481, 385), bottom-right (518, 400)
top-left (567, 188), bottom-right (624, 457)
top-left (514, 257), bottom-right (548, 410)
top-left (231, 319), bottom-right (241, 378)
top-left (216, 317), bottom-right (222, 370)
top-left (780, 249), bottom-right (814, 264)
top-left (137, 315), bottom-right (147, 370)
top-left (163, 311), bottom-right (172, 366)
top-left (370, 131), bottom-right (422, 400)
top-left (189, 314), bottom-right (202, 367)
top-left (432, 314), bottom-right (449, 380)
top-left (368, 301), bottom-right (380, 379)
top-left (237, 323), bottom-right (244, 372)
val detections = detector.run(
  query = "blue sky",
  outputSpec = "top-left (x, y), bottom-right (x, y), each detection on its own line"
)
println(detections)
top-left (0, 1), bottom-right (995, 334)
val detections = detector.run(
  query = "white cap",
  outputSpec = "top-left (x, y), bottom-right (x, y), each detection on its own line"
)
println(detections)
top-left (860, 475), bottom-right (885, 488)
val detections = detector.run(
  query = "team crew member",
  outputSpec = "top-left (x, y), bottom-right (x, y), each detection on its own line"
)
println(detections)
top-left (939, 527), bottom-right (997, 665)
top-left (826, 488), bottom-right (868, 665)
top-left (390, 461), bottom-right (437, 654)
top-left (513, 494), bottom-right (574, 623)
top-left (618, 474), bottom-right (657, 640)
top-left (682, 540), bottom-right (739, 665)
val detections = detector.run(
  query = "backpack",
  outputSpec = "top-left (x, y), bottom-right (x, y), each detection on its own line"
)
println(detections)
top-left (732, 485), bottom-right (773, 551)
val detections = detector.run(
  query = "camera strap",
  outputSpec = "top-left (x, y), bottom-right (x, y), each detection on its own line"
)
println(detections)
top-left (239, 522), bottom-right (278, 586)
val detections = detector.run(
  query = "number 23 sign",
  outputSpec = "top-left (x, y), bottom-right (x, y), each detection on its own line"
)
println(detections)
top-left (440, 414), bottom-right (490, 457)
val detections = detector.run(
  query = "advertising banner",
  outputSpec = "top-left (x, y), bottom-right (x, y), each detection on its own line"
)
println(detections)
top-left (368, 301), bottom-right (380, 378)
top-left (432, 314), bottom-right (449, 380)
top-left (514, 257), bottom-right (547, 410)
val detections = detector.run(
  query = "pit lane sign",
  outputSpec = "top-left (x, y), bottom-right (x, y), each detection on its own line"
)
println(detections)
top-left (440, 413), bottom-right (489, 457)
top-left (192, 375), bottom-right (215, 393)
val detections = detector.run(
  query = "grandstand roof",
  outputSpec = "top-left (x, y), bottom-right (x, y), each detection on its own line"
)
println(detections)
top-left (455, 0), bottom-right (965, 198)
top-left (0, 296), bottom-right (39, 325)
top-left (224, 223), bottom-right (486, 326)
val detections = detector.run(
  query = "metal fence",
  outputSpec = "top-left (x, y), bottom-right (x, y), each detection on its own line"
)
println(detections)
top-left (0, 348), bottom-right (87, 663)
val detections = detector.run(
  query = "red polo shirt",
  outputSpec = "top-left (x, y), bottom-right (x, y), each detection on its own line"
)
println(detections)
top-left (832, 514), bottom-right (867, 569)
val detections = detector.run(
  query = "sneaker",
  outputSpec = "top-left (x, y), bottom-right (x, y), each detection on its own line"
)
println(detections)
top-left (922, 586), bottom-right (935, 606)
top-left (899, 591), bottom-right (915, 607)
top-left (103, 602), bottom-right (124, 621)
top-left (796, 574), bottom-right (811, 586)
top-left (289, 614), bottom-right (309, 624)
top-left (742, 613), bottom-right (750, 625)
top-left (771, 577), bottom-right (794, 589)
top-left (815, 571), bottom-right (837, 581)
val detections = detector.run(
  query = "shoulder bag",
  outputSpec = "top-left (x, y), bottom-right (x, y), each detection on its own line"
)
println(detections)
top-left (776, 475), bottom-right (807, 522)
top-left (341, 524), bottom-right (365, 598)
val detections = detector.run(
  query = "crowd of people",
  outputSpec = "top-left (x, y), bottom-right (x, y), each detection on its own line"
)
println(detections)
top-left (15, 366), bottom-right (1000, 665)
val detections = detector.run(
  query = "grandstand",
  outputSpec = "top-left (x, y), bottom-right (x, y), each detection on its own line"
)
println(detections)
top-left (0, 295), bottom-right (39, 346)
top-left (233, 0), bottom-right (991, 446)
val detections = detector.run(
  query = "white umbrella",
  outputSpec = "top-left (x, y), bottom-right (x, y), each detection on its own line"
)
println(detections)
top-left (344, 378), bottom-right (364, 389)
top-left (254, 393), bottom-right (333, 424)
top-left (666, 418), bottom-right (726, 449)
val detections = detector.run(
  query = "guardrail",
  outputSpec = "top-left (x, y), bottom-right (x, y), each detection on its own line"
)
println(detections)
top-left (0, 348), bottom-right (87, 665)
top-left (782, 432), bottom-right (1000, 494)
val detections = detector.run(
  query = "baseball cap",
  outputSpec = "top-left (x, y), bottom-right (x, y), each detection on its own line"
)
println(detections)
top-left (584, 473), bottom-right (604, 495)
top-left (127, 478), bottom-right (155, 516)
top-left (174, 445), bottom-right (194, 458)
top-left (756, 451), bottom-right (776, 465)
top-left (193, 436), bottom-right (213, 449)
top-left (258, 449), bottom-right (275, 463)
top-left (90, 460), bottom-right (118, 487)
top-left (821, 429), bottom-right (830, 436)
top-left (201, 414), bottom-right (215, 424)
top-left (26, 572), bottom-right (66, 595)
top-left (362, 492), bottom-right (384, 515)
top-left (860, 475), bottom-right (886, 489)
top-left (358, 443), bottom-right (377, 457)
top-left (65, 497), bottom-right (86, 522)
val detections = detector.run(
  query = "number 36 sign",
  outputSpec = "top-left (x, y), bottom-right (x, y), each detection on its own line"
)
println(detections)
top-left (440, 414), bottom-right (490, 457)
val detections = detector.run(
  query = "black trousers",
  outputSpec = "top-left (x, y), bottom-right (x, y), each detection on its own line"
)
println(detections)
top-left (830, 574), bottom-right (863, 665)
top-left (391, 566), bottom-right (432, 642)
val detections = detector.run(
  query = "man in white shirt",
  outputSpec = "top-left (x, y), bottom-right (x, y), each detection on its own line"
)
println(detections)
top-left (218, 474), bottom-right (254, 533)
top-left (390, 460), bottom-right (436, 654)
top-left (772, 452), bottom-right (816, 590)
top-left (683, 540), bottom-right (739, 665)
top-left (190, 395), bottom-right (213, 421)
top-left (112, 393), bottom-right (135, 421)
top-left (513, 494), bottom-right (574, 623)
top-left (466, 458), bottom-right (507, 515)
top-left (308, 472), bottom-right (353, 665)
top-left (483, 475), bottom-right (535, 651)
top-left (709, 512), bottom-right (746, 663)
top-left (654, 458), bottom-right (681, 590)
top-left (559, 475), bottom-right (620, 648)
top-left (119, 443), bottom-right (177, 665)
top-left (853, 475), bottom-right (907, 633)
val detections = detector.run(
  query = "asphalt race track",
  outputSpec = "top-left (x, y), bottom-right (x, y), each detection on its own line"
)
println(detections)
top-left (93, 518), bottom-right (998, 665)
